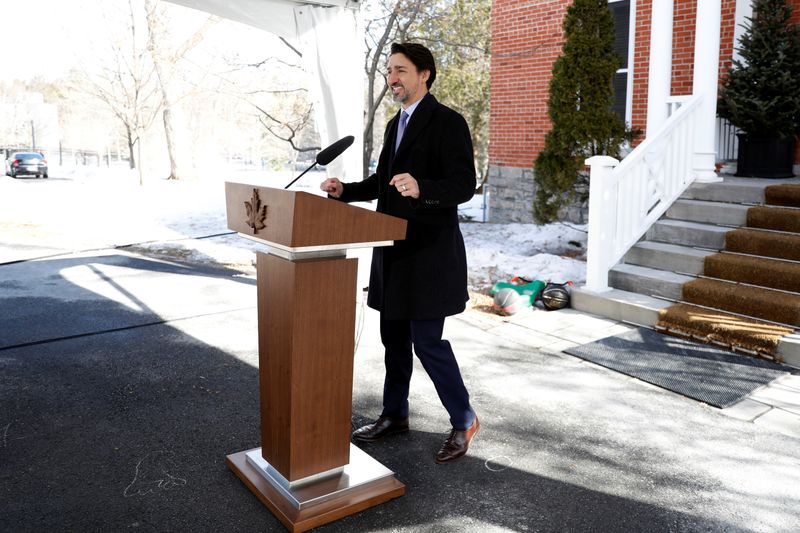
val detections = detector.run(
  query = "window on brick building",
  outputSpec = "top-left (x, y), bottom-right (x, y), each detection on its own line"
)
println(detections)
top-left (610, 0), bottom-right (631, 123)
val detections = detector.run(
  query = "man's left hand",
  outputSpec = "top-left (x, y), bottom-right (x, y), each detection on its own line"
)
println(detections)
top-left (389, 173), bottom-right (419, 199)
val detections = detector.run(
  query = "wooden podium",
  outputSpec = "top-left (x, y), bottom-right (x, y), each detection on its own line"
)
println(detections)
top-left (223, 183), bottom-right (407, 532)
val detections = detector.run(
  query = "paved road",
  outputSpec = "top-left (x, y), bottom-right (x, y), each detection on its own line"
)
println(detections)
top-left (1, 246), bottom-right (799, 532)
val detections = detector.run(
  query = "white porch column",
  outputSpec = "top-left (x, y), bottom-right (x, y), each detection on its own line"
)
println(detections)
top-left (646, 0), bottom-right (674, 135)
top-left (692, 0), bottom-right (723, 183)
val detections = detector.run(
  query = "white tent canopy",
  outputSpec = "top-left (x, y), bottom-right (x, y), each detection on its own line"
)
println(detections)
top-left (167, 0), bottom-right (364, 180)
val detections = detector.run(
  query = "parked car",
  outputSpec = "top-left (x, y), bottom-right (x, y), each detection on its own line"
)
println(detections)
top-left (6, 152), bottom-right (48, 178)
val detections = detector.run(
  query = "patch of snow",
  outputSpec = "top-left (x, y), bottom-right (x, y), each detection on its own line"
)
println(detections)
top-left (0, 167), bottom-right (586, 292)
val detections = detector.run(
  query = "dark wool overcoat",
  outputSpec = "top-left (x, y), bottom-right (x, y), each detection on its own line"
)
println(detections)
top-left (338, 93), bottom-right (476, 320)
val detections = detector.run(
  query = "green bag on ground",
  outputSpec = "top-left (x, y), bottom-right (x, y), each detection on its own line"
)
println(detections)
top-left (490, 277), bottom-right (546, 300)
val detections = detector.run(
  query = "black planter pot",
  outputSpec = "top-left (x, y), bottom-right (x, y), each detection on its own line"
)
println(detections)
top-left (735, 133), bottom-right (796, 178)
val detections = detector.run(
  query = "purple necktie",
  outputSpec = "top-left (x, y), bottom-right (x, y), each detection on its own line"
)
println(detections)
top-left (395, 111), bottom-right (409, 152)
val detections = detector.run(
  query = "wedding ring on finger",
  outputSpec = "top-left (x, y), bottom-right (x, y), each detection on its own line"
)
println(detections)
top-left (402, 185), bottom-right (407, 191)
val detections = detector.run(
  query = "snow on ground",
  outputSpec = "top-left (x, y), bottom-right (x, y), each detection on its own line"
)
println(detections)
top-left (461, 222), bottom-right (586, 290)
top-left (0, 164), bottom-right (587, 292)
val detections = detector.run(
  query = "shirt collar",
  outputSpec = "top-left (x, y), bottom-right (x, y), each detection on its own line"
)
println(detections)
top-left (401, 98), bottom-right (422, 119)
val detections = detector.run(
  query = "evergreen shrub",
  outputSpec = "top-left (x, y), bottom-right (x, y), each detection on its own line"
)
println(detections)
top-left (533, 0), bottom-right (639, 224)
top-left (717, 0), bottom-right (800, 137)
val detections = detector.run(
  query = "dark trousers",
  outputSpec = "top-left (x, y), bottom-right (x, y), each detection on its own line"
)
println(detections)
top-left (379, 316), bottom-right (474, 430)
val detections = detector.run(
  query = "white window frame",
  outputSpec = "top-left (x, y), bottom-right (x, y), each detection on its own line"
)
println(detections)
top-left (610, 0), bottom-right (636, 126)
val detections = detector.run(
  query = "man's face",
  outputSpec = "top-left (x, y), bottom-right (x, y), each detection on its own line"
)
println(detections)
top-left (386, 53), bottom-right (429, 107)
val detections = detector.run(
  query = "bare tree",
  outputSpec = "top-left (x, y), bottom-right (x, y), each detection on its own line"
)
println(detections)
top-left (73, 0), bottom-right (162, 185)
top-left (363, 0), bottom-right (426, 177)
top-left (217, 44), bottom-right (321, 161)
top-left (144, 0), bottom-right (218, 180)
top-left (251, 101), bottom-right (319, 154)
top-left (361, 0), bottom-right (491, 182)
top-left (0, 78), bottom-right (65, 151)
top-left (411, 0), bottom-right (492, 183)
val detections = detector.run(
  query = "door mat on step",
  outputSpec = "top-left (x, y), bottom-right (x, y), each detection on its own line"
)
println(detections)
top-left (564, 327), bottom-right (789, 408)
top-left (704, 253), bottom-right (800, 293)
top-left (765, 183), bottom-right (800, 207)
top-left (725, 228), bottom-right (800, 262)
top-left (682, 278), bottom-right (800, 327)
top-left (746, 206), bottom-right (800, 233)
top-left (657, 303), bottom-right (793, 356)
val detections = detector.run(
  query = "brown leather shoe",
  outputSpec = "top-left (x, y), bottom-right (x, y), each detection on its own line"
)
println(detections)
top-left (435, 416), bottom-right (480, 464)
top-left (352, 416), bottom-right (409, 442)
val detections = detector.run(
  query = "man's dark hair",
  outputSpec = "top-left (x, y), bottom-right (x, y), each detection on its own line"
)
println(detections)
top-left (390, 42), bottom-right (436, 89)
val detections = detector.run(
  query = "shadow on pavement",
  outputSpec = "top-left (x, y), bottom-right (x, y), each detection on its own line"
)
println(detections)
top-left (0, 252), bottom-right (255, 349)
top-left (0, 252), bottom-right (775, 532)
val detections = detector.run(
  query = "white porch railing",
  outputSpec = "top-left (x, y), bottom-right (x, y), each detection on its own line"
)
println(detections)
top-left (584, 94), bottom-right (703, 291)
top-left (668, 95), bottom-right (739, 161)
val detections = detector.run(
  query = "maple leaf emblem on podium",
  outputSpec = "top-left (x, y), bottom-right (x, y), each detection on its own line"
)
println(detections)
top-left (244, 188), bottom-right (268, 233)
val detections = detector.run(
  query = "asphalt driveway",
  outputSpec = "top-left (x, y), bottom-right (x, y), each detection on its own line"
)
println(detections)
top-left (1, 247), bottom-right (799, 532)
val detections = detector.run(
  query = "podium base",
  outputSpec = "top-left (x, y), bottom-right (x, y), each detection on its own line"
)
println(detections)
top-left (226, 445), bottom-right (405, 532)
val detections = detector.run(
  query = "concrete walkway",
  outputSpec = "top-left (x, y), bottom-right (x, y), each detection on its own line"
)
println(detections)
top-left (471, 306), bottom-right (800, 440)
top-left (2, 246), bottom-right (800, 532)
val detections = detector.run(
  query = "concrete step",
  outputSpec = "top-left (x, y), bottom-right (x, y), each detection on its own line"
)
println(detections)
top-left (682, 177), bottom-right (767, 204)
top-left (646, 219), bottom-right (730, 249)
top-left (572, 176), bottom-right (800, 368)
top-left (571, 286), bottom-right (800, 368)
top-left (666, 199), bottom-right (749, 226)
top-left (571, 286), bottom-right (671, 326)
top-left (777, 334), bottom-right (800, 368)
top-left (624, 241), bottom-right (714, 275)
top-left (609, 263), bottom-right (693, 300)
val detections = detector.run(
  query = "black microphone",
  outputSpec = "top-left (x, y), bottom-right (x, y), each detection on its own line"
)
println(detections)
top-left (316, 135), bottom-right (354, 166)
top-left (284, 135), bottom-right (355, 189)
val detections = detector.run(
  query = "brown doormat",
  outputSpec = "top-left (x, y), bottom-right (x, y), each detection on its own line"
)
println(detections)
top-left (746, 206), bottom-right (800, 233)
top-left (765, 183), bottom-right (800, 207)
top-left (725, 228), bottom-right (800, 262)
top-left (656, 303), bottom-right (794, 358)
top-left (704, 253), bottom-right (800, 293)
top-left (682, 278), bottom-right (800, 326)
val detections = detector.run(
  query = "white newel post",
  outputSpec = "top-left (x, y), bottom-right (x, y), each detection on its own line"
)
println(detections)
top-left (646, 0), bottom-right (674, 135)
top-left (585, 155), bottom-right (620, 293)
top-left (692, 0), bottom-right (723, 183)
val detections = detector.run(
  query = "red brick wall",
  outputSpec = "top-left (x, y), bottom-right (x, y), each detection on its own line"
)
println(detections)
top-left (489, 0), bottom-right (570, 168)
top-left (490, 0), bottom-right (800, 168)
top-left (668, 0), bottom-right (738, 96)
top-left (670, 0), bottom-right (697, 95)
top-left (629, 0), bottom-right (651, 140)
top-left (630, 0), bottom-right (737, 140)
top-left (660, 0), bottom-right (800, 163)
top-left (718, 0), bottom-right (738, 83)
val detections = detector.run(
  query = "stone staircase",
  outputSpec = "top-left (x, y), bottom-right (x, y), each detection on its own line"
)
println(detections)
top-left (573, 176), bottom-right (800, 367)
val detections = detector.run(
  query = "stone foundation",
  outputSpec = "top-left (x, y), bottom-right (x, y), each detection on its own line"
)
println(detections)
top-left (486, 165), bottom-right (535, 223)
top-left (487, 164), bottom-right (588, 224)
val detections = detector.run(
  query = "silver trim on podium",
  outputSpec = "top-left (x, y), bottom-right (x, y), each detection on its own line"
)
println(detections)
top-left (245, 444), bottom-right (397, 510)
top-left (238, 233), bottom-right (394, 261)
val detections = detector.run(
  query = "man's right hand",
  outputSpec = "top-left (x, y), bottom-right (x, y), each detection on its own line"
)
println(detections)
top-left (320, 178), bottom-right (344, 198)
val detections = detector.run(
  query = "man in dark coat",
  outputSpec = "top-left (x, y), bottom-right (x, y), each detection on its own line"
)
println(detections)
top-left (320, 42), bottom-right (479, 464)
